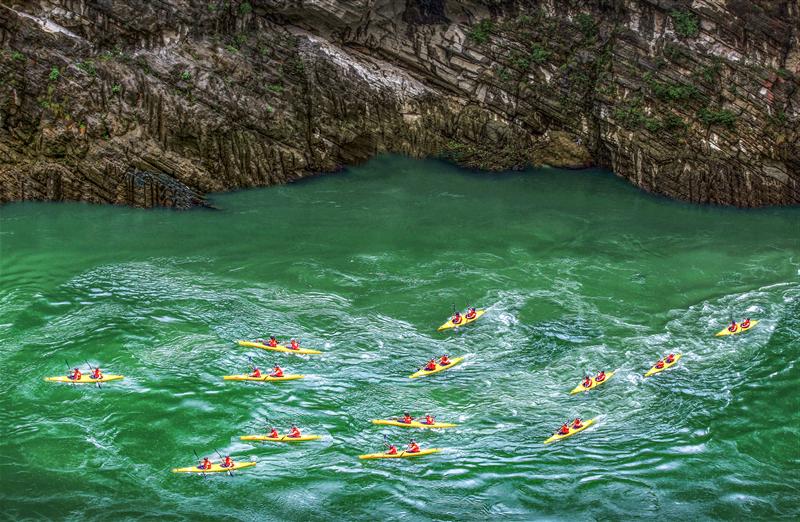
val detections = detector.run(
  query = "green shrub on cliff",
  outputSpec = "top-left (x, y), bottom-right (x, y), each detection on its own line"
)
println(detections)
top-left (670, 10), bottom-right (699, 38)
top-left (614, 103), bottom-right (645, 129)
top-left (575, 13), bottom-right (596, 39)
top-left (48, 67), bottom-right (60, 82)
top-left (468, 19), bottom-right (494, 44)
top-left (239, 2), bottom-right (252, 15)
top-left (649, 81), bottom-right (699, 101)
top-left (283, 57), bottom-right (306, 78)
top-left (77, 61), bottom-right (97, 77)
top-left (529, 44), bottom-right (550, 64)
top-left (697, 108), bottom-right (737, 128)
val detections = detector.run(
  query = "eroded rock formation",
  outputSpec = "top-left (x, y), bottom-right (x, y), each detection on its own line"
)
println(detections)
top-left (1, 0), bottom-right (798, 208)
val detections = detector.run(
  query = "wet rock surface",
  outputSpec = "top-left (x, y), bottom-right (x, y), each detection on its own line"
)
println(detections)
top-left (1, 0), bottom-right (798, 208)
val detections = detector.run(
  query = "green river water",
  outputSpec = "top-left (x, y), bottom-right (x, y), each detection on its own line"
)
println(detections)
top-left (1, 155), bottom-right (799, 520)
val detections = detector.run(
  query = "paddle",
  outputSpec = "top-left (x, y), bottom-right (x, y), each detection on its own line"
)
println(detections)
top-left (264, 417), bottom-right (279, 439)
top-left (245, 355), bottom-right (262, 379)
top-left (382, 434), bottom-right (394, 454)
top-left (192, 449), bottom-right (207, 479)
top-left (214, 448), bottom-right (233, 477)
top-left (85, 360), bottom-right (101, 389)
top-left (64, 359), bottom-right (83, 385)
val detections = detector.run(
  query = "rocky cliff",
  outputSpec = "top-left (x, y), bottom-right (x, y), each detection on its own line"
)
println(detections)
top-left (1, 0), bottom-right (798, 208)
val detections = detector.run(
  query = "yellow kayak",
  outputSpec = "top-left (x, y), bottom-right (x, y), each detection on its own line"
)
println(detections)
top-left (437, 310), bottom-right (485, 331)
top-left (570, 371), bottom-right (615, 394)
top-left (714, 320), bottom-right (759, 337)
top-left (237, 340), bottom-right (321, 355)
top-left (371, 419), bottom-right (457, 429)
top-left (409, 357), bottom-right (464, 379)
top-left (240, 434), bottom-right (321, 442)
top-left (644, 354), bottom-right (682, 377)
top-left (359, 448), bottom-right (441, 460)
top-left (223, 374), bottom-right (304, 382)
top-left (45, 375), bottom-right (124, 384)
top-left (543, 418), bottom-right (596, 445)
top-left (172, 462), bottom-right (256, 473)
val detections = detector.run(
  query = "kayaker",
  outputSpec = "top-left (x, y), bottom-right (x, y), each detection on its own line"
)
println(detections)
top-left (728, 320), bottom-right (738, 332)
top-left (595, 371), bottom-right (606, 382)
top-left (221, 455), bottom-right (233, 468)
top-left (465, 307), bottom-right (477, 320)
top-left (91, 367), bottom-right (102, 380)
top-left (270, 365), bottom-right (284, 378)
top-left (741, 318), bottom-right (751, 329)
top-left (558, 423), bottom-right (570, 435)
top-left (424, 414), bottom-right (435, 425)
top-left (451, 311), bottom-right (463, 325)
top-left (572, 418), bottom-right (583, 429)
top-left (250, 366), bottom-right (262, 378)
top-left (424, 359), bottom-right (437, 371)
top-left (408, 440), bottom-right (420, 453)
top-left (655, 359), bottom-right (665, 369)
top-left (401, 412), bottom-right (414, 424)
top-left (68, 367), bottom-right (82, 380)
top-left (289, 339), bottom-right (300, 350)
top-left (288, 424), bottom-right (302, 438)
top-left (439, 354), bottom-right (451, 366)
top-left (385, 443), bottom-right (398, 455)
top-left (197, 457), bottom-right (212, 470)
top-left (268, 336), bottom-right (278, 347)
top-left (582, 376), bottom-right (592, 388)
top-left (268, 427), bottom-right (280, 439)
top-left (665, 353), bottom-right (676, 364)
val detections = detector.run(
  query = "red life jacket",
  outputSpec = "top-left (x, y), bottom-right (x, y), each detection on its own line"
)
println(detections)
top-left (741, 319), bottom-right (751, 328)
top-left (92, 369), bottom-right (101, 379)
top-left (387, 445), bottom-right (398, 455)
top-left (728, 323), bottom-right (738, 332)
top-left (666, 355), bottom-right (675, 363)
top-left (268, 339), bottom-right (278, 347)
top-left (466, 310), bottom-right (476, 319)
top-left (583, 378), bottom-right (592, 387)
top-left (251, 368), bottom-right (262, 378)
top-left (290, 340), bottom-right (299, 350)
top-left (425, 416), bottom-right (434, 425)
top-left (289, 428), bottom-right (301, 438)
top-left (559, 425), bottom-right (570, 435)
top-left (73, 370), bottom-right (82, 380)
top-left (655, 360), bottom-right (665, 368)
top-left (402, 415), bottom-right (413, 424)
top-left (596, 373), bottom-right (605, 382)
top-left (572, 420), bottom-right (582, 429)
top-left (269, 429), bottom-right (279, 438)
top-left (272, 367), bottom-right (284, 377)
top-left (425, 361), bottom-right (437, 371)
top-left (408, 443), bottom-right (420, 453)
top-left (440, 357), bottom-right (450, 365)
top-left (223, 457), bottom-right (232, 467)
top-left (452, 314), bottom-right (462, 324)
top-left (202, 459), bottom-right (212, 469)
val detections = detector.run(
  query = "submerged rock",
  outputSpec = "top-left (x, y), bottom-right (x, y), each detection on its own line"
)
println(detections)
top-left (0, 0), bottom-right (797, 208)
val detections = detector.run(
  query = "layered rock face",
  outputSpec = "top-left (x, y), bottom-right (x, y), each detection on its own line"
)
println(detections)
top-left (1, 0), bottom-right (798, 208)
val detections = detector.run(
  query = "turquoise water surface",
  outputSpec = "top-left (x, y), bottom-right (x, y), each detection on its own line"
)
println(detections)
top-left (1, 155), bottom-right (798, 520)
